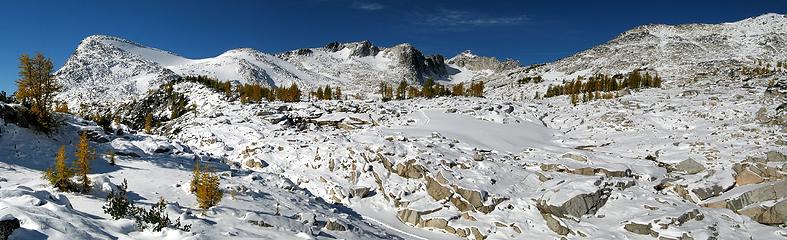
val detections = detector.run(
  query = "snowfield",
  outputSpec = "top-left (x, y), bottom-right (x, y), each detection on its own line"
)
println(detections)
top-left (1, 13), bottom-right (786, 240)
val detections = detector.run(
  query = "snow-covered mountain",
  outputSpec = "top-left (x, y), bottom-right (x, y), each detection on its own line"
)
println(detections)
top-left (55, 36), bottom-right (513, 110)
top-left (278, 41), bottom-right (518, 87)
top-left (4, 13), bottom-right (786, 240)
top-left (55, 35), bottom-right (344, 109)
top-left (485, 13), bottom-right (787, 96)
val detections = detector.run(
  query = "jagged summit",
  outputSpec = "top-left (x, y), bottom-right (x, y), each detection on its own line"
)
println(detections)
top-left (324, 40), bottom-right (380, 57)
top-left (452, 50), bottom-right (478, 59)
top-left (447, 50), bottom-right (520, 73)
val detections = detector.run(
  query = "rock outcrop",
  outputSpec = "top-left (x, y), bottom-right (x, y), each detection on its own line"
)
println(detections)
top-left (703, 180), bottom-right (787, 225)
top-left (0, 215), bottom-right (20, 240)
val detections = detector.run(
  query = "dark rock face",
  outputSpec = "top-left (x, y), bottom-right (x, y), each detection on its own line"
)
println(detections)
top-left (393, 44), bottom-right (448, 81)
top-left (325, 40), bottom-right (379, 57)
top-left (0, 217), bottom-right (20, 240)
top-left (0, 104), bottom-right (32, 128)
top-left (348, 41), bottom-right (380, 57)
top-left (325, 42), bottom-right (342, 52)
top-left (422, 55), bottom-right (447, 77)
top-left (294, 48), bottom-right (313, 56)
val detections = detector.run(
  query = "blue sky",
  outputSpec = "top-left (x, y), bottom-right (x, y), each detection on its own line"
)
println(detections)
top-left (0, 0), bottom-right (784, 93)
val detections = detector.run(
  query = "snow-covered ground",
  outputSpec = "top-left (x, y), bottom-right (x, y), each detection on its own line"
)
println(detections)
top-left (5, 67), bottom-right (787, 239)
top-left (3, 12), bottom-right (787, 240)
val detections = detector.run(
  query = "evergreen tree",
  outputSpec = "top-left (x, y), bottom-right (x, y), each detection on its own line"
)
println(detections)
top-left (407, 86), bottom-right (420, 98)
top-left (44, 145), bottom-right (74, 192)
top-left (316, 87), bottom-right (324, 100)
top-left (16, 53), bottom-right (60, 132)
top-left (75, 132), bottom-right (95, 193)
top-left (144, 113), bottom-right (153, 134)
top-left (103, 179), bottom-right (132, 220)
top-left (384, 83), bottom-right (394, 101)
top-left (334, 86), bottom-right (342, 100)
top-left (452, 83), bottom-right (465, 96)
top-left (380, 82), bottom-right (393, 101)
top-left (194, 165), bottom-right (223, 209)
top-left (287, 82), bottom-right (301, 102)
top-left (396, 80), bottom-right (408, 100)
top-left (422, 78), bottom-right (435, 98)
top-left (323, 85), bottom-right (332, 100)
top-left (469, 81), bottom-right (485, 97)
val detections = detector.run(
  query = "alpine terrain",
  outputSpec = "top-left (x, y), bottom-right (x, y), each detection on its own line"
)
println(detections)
top-left (1, 13), bottom-right (786, 240)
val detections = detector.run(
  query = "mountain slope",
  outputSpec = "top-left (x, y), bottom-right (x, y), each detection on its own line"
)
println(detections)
top-left (485, 13), bottom-right (787, 98)
top-left (55, 36), bottom-right (514, 110)
top-left (54, 35), bottom-right (344, 109)
top-left (278, 41), bottom-right (519, 87)
top-left (55, 35), bottom-right (181, 109)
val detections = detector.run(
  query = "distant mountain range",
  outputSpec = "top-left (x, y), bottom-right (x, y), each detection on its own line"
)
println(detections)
top-left (54, 13), bottom-right (787, 109)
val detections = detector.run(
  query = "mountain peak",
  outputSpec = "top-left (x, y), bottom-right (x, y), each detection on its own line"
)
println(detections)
top-left (732, 12), bottom-right (787, 27)
top-left (325, 40), bottom-right (380, 57)
top-left (223, 47), bottom-right (262, 56)
top-left (79, 34), bottom-right (142, 49)
top-left (453, 50), bottom-right (478, 59)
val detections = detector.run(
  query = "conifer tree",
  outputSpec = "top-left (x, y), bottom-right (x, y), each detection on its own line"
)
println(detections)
top-left (396, 80), bottom-right (408, 100)
top-left (144, 113), bottom-right (153, 134)
top-left (103, 178), bottom-right (132, 220)
top-left (384, 83), bottom-right (394, 101)
top-left (316, 87), bottom-right (324, 100)
top-left (407, 86), bottom-right (420, 98)
top-left (16, 53), bottom-right (60, 132)
top-left (380, 82), bottom-right (393, 101)
top-left (323, 85), bottom-right (332, 100)
top-left (44, 145), bottom-right (74, 192)
top-left (334, 86), bottom-right (342, 100)
top-left (422, 78), bottom-right (435, 98)
top-left (452, 83), bottom-right (465, 96)
top-left (193, 164), bottom-right (222, 209)
top-left (286, 82), bottom-right (301, 102)
top-left (469, 81), bottom-right (485, 97)
top-left (75, 132), bottom-right (94, 193)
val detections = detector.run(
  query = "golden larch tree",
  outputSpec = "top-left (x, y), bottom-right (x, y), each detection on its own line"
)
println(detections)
top-left (74, 132), bottom-right (95, 193)
top-left (16, 53), bottom-right (60, 132)
top-left (193, 163), bottom-right (223, 210)
top-left (44, 145), bottom-right (74, 192)
top-left (144, 113), bottom-right (153, 134)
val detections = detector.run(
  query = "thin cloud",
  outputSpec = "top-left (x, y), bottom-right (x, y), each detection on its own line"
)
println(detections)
top-left (352, 2), bottom-right (384, 11)
top-left (418, 9), bottom-right (529, 30)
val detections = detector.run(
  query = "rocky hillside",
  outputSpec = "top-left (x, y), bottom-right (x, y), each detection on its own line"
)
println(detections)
top-left (485, 13), bottom-right (787, 99)
top-left (55, 36), bottom-right (514, 111)
top-left (4, 12), bottom-right (783, 240)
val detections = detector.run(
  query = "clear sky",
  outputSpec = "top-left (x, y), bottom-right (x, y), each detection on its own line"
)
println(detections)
top-left (0, 0), bottom-right (785, 93)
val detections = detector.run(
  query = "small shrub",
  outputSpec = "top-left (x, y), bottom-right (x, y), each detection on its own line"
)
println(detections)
top-left (132, 197), bottom-right (191, 232)
top-left (103, 179), bottom-right (133, 220)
